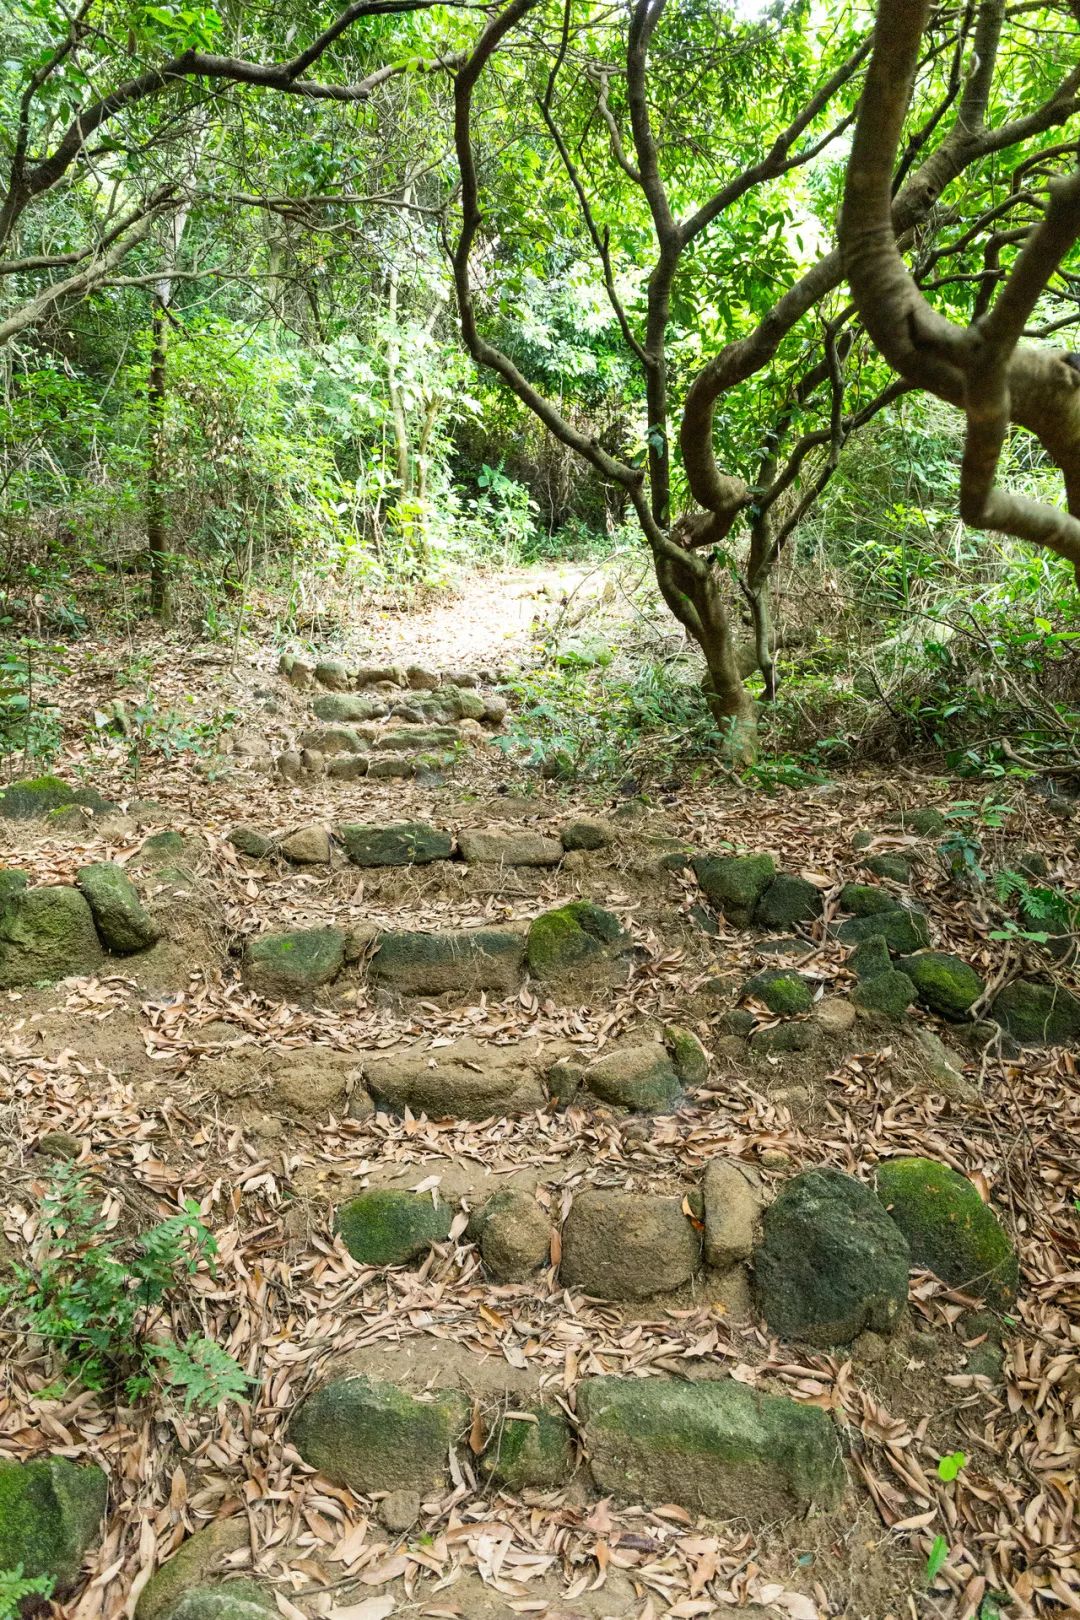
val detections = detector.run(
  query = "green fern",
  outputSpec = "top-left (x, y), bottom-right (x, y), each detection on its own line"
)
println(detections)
top-left (148, 1336), bottom-right (253, 1412)
top-left (1, 1165), bottom-right (248, 1412)
top-left (0, 1566), bottom-right (55, 1620)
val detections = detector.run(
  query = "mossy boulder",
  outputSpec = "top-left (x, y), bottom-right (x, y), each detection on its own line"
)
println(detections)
top-left (0, 776), bottom-right (111, 822)
top-left (754, 1168), bottom-right (910, 1345)
top-left (481, 1409), bottom-right (573, 1490)
top-left (886, 807), bottom-right (947, 836)
top-left (337, 820), bottom-right (452, 867)
top-left (838, 883), bottom-right (901, 917)
top-left (749, 1021), bottom-right (818, 1054)
top-left (135, 830), bottom-right (189, 865)
top-left (742, 967), bottom-right (813, 1016)
top-left (852, 971), bottom-right (916, 1021)
top-left (899, 951), bottom-right (984, 1019)
top-left (865, 853), bottom-right (914, 884)
top-left (577, 1375), bottom-right (845, 1519)
top-left (290, 1375), bottom-right (467, 1494)
top-left (335, 1188), bottom-right (452, 1266)
top-left (0, 867), bottom-right (29, 901)
top-left (990, 979), bottom-right (1080, 1046)
top-left (166, 1586), bottom-right (276, 1620)
top-left (526, 901), bottom-right (623, 980)
top-left (244, 927), bottom-right (346, 998)
top-left (0, 1456), bottom-right (107, 1590)
top-left (752, 873), bottom-right (823, 930)
top-left (849, 935), bottom-right (892, 979)
top-left (692, 852), bottom-right (776, 925)
top-left (76, 862), bottom-right (160, 953)
top-left (582, 1043), bottom-right (683, 1111)
top-left (227, 827), bottom-right (274, 859)
top-left (136, 1520), bottom-right (251, 1620)
top-left (311, 693), bottom-right (385, 724)
top-left (0, 886), bottom-right (104, 988)
top-left (876, 1157), bottom-right (1018, 1308)
top-left (836, 908), bottom-right (930, 953)
top-left (664, 1024), bottom-right (709, 1085)
top-left (371, 927), bottom-right (524, 994)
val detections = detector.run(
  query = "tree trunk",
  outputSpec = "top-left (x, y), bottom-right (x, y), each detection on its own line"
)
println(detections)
top-left (147, 297), bottom-right (171, 623)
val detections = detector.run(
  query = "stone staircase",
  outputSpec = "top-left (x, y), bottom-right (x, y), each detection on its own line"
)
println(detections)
top-left (2, 664), bottom-right (1077, 1617)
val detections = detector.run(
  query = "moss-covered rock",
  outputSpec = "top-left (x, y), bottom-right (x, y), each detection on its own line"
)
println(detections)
top-left (371, 927), bottom-right (524, 994)
top-left (852, 971), bottom-right (916, 1021)
top-left (135, 1520), bottom-right (250, 1620)
top-left (836, 908), bottom-right (930, 953)
top-left (76, 861), bottom-right (160, 953)
top-left (290, 1375), bottom-right (467, 1494)
top-left (526, 901), bottom-right (623, 980)
top-left (481, 1409), bottom-right (574, 1490)
top-left (166, 1586), bottom-right (276, 1620)
top-left (692, 852), bottom-right (776, 925)
top-left (0, 867), bottom-right (29, 901)
top-left (0, 886), bottom-right (104, 988)
top-left (560, 817), bottom-right (615, 852)
top-left (664, 1024), bottom-right (709, 1085)
top-left (899, 951), bottom-right (984, 1018)
top-left (338, 821), bottom-right (453, 867)
top-left (227, 827), bottom-right (274, 859)
top-left (990, 979), bottom-right (1080, 1045)
top-left (582, 1043), bottom-right (683, 1111)
top-left (849, 935), bottom-right (892, 979)
top-left (335, 1188), bottom-right (452, 1266)
top-left (0, 776), bottom-right (111, 822)
top-left (742, 967), bottom-right (813, 1015)
top-left (753, 874), bottom-right (823, 930)
top-left (864, 853), bottom-right (914, 884)
top-left (311, 693), bottom-right (385, 724)
top-left (749, 1021), bottom-right (818, 1054)
top-left (838, 883), bottom-right (901, 917)
top-left (888, 807), bottom-right (947, 836)
top-left (754, 1169), bottom-right (910, 1345)
top-left (876, 1157), bottom-right (1018, 1308)
top-left (577, 1375), bottom-right (845, 1519)
top-left (244, 926), bottom-right (345, 998)
top-left (0, 1456), bottom-right (107, 1590)
top-left (133, 831), bottom-right (191, 871)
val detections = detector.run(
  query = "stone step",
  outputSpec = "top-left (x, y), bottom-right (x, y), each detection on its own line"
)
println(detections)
top-left (288, 1352), bottom-right (846, 1522)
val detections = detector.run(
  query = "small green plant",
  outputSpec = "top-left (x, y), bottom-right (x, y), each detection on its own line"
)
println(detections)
top-left (0, 1566), bottom-right (55, 1620)
top-left (925, 1534), bottom-right (950, 1582)
top-left (937, 1449), bottom-right (967, 1482)
top-left (991, 869), bottom-right (1074, 944)
top-left (0, 639), bottom-right (66, 765)
top-left (0, 1164), bottom-right (250, 1410)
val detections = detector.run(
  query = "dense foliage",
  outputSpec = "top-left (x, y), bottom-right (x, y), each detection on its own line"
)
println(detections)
top-left (2, 0), bottom-right (1078, 774)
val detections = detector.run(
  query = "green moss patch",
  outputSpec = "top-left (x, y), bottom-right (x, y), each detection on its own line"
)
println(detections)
top-left (76, 862), bottom-right (160, 954)
top-left (692, 852), bottom-right (776, 925)
top-left (0, 886), bottom-right (104, 988)
top-left (335, 1188), bottom-right (452, 1266)
top-left (526, 901), bottom-right (623, 980)
top-left (742, 967), bottom-right (813, 1015)
top-left (876, 1157), bottom-right (1018, 1308)
top-left (0, 1457), bottom-right (107, 1590)
top-left (899, 951), bottom-right (984, 1019)
top-left (482, 1409), bottom-right (573, 1490)
top-left (244, 927), bottom-right (346, 998)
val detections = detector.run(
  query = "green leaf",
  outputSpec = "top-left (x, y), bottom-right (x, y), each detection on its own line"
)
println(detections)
top-left (937, 1450), bottom-right (967, 1482)
top-left (926, 1535), bottom-right (949, 1582)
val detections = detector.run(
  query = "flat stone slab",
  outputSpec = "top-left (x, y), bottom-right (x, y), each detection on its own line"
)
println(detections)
top-left (338, 822), bottom-right (452, 867)
top-left (362, 1036), bottom-right (551, 1118)
top-left (577, 1376), bottom-right (846, 1520)
top-left (291, 1375), bottom-right (467, 1494)
top-left (370, 927), bottom-right (525, 994)
top-left (458, 828), bottom-right (563, 866)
